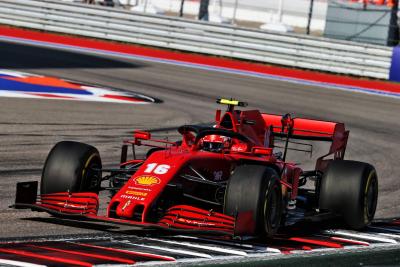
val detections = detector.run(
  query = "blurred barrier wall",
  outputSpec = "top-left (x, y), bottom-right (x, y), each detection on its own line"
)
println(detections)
top-left (325, 1), bottom-right (397, 46)
top-left (149, 0), bottom-right (328, 31)
top-left (0, 0), bottom-right (393, 79)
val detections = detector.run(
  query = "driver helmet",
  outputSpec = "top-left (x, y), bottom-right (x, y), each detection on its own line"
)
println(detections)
top-left (202, 135), bottom-right (231, 152)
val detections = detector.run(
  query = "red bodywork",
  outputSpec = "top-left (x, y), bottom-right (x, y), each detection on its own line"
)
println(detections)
top-left (17, 103), bottom-right (349, 236)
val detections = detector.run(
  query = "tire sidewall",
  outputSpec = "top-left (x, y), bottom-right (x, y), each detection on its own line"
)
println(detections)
top-left (260, 173), bottom-right (282, 237)
top-left (41, 141), bottom-right (102, 194)
top-left (361, 168), bottom-right (378, 226)
top-left (78, 150), bottom-right (102, 192)
top-left (319, 160), bottom-right (378, 229)
top-left (224, 165), bottom-right (282, 238)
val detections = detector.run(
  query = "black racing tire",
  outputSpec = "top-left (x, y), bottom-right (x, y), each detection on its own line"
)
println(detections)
top-left (224, 165), bottom-right (282, 238)
top-left (319, 160), bottom-right (378, 229)
top-left (41, 141), bottom-right (102, 194)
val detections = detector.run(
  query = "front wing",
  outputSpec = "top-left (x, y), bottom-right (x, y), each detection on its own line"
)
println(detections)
top-left (13, 181), bottom-right (235, 236)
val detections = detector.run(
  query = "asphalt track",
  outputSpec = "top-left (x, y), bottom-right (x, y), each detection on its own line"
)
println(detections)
top-left (0, 39), bottom-right (399, 241)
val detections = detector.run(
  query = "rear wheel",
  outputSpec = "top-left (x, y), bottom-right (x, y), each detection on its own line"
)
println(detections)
top-left (319, 160), bottom-right (378, 229)
top-left (224, 165), bottom-right (282, 238)
top-left (41, 141), bottom-right (102, 194)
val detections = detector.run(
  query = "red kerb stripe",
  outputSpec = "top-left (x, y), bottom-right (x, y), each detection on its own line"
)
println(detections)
top-left (73, 242), bottom-right (175, 261)
top-left (289, 237), bottom-right (343, 248)
top-left (0, 247), bottom-right (92, 267)
top-left (27, 245), bottom-right (135, 264)
top-left (330, 236), bottom-right (369, 246)
top-left (27, 93), bottom-right (76, 99)
top-left (102, 94), bottom-right (146, 102)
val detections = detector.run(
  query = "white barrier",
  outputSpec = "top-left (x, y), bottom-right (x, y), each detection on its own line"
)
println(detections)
top-left (149, 0), bottom-right (328, 31)
top-left (0, 0), bottom-right (393, 79)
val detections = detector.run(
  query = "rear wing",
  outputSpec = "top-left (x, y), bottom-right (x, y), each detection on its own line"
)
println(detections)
top-left (261, 114), bottom-right (345, 141)
top-left (261, 114), bottom-right (349, 171)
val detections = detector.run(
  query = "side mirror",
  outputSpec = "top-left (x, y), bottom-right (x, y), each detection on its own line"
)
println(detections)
top-left (215, 109), bottom-right (221, 123)
top-left (281, 113), bottom-right (294, 134)
top-left (252, 147), bottom-right (272, 156)
top-left (134, 130), bottom-right (151, 140)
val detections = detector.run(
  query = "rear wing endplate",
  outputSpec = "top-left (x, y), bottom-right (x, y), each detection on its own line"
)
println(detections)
top-left (262, 114), bottom-right (349, 171)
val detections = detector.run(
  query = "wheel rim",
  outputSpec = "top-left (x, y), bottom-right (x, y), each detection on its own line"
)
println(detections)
top-left (264, 182), bottom-right (280, 230)
top-left (86, 162), bottom-right (101, 191)
top-left (365, 173), bottom-right (378, 221)
top-left (82, 154), bottom-right (101, 192)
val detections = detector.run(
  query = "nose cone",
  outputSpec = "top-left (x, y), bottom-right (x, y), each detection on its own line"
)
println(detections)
top-left (116, 197), bottom-right (146, 221)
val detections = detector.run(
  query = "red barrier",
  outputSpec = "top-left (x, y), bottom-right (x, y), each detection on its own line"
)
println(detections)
top-left (349, 0), bottom-right (397, 7)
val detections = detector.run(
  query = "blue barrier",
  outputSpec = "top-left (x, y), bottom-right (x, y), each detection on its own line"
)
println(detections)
top-left (390, 46), bottom-right (400, 82)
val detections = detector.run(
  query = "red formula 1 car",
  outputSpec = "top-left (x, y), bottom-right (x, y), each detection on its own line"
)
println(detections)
top-left (14, 99), bottom-right (379, 238)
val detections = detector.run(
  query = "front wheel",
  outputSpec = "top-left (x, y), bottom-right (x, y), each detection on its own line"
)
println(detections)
top-left (224, 165), bottom-right (282, 238)
top-left (319, 160), bottom-right (378, 229)
top-left (41, 141), bottom-right (102, 194)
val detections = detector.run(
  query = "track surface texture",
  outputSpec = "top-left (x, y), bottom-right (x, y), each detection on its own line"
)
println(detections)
top-left (1, 225), bottom-right (400, 266)
top-left (0, 39), bottom-right (399, 243)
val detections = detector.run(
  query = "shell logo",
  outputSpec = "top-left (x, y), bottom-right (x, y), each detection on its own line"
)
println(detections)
top-left (134, 175), bottom-right (161, 186)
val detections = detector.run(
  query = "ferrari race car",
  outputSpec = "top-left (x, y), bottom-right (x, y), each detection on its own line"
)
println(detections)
top-left (14, 99), bottom-right (379, 238)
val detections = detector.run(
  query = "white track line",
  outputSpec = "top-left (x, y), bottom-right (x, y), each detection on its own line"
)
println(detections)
top-left (173, 235), bottom-right (255, 248)
top-left (0, 259), bottom-right (46, 267)
top-left (326, 230), bottom-right (398, 244)
top-left (377, 233), bottom-right (400, 239)
top-left (171, 235), bottom-right (277, 252)
top-left (368, 226), bottom-right (400, 234)
top-left (145, 238), bottom-right (248, 256)
top-left (129, 243), bottom-right (213, 259)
